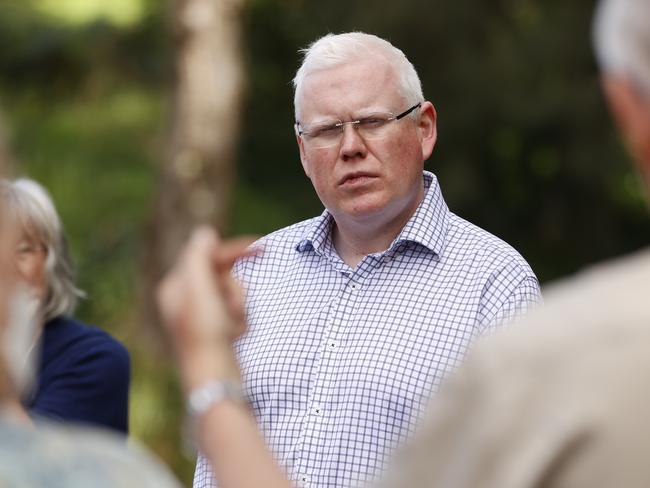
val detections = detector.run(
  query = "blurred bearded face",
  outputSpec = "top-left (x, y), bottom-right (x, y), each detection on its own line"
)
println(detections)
top-left (0, 205), bottom-right (12, 332)
top-left (0, 203), bottom-right (41, 395)
top-left (0, 212), bottom-right (40, 329)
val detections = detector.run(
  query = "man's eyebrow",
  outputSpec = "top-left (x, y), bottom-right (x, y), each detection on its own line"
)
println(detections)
top-left (301, 117), bottom-right (340, 126)
top-left (305, 108), bottom-right (390, 124)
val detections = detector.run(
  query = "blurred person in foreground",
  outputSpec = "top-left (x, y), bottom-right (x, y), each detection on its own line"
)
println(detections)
top-left (0, 178), bottom-right (130, 434)
top-left (0, 181), bottom-right (179, 487)
top-left (194, 31), bottom-right (540, 488)
top-left (158, 0), bottom-right (650, 486)
top-left (0, 282), bottom-right (178, 487)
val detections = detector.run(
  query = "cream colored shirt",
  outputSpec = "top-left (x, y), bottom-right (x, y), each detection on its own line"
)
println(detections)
top-left (0, 416), bottom-right (181, 487)
top-left (379, 248), bottom-right (650, 488)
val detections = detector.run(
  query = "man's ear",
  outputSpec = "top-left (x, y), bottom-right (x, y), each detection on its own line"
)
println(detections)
top-left (295, 127), bottom-right (312, 178)
top-left (418, 101), bottom-right (437, 161)
top-left (603, 76), bottom-right (650, 175)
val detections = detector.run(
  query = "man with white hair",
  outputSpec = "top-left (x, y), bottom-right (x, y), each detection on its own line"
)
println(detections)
top-left (193, 32), bottom-right (540, 488)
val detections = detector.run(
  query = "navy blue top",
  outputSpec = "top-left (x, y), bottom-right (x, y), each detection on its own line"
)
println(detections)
top-left (26, 316), bottom-right (130, 434)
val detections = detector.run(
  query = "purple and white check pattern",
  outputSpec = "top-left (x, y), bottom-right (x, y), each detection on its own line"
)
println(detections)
top-left (194, 171), bottom-right (541, 488)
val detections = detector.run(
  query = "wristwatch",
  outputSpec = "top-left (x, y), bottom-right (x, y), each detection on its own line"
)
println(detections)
top-left (186, 379), bottom-right (245, 417)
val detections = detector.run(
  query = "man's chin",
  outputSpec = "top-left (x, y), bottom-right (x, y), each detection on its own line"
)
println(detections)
top-left (339, 199), bottom-right (387, 221)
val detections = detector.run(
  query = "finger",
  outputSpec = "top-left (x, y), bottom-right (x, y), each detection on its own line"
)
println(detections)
top-left (158, 226), bottom-right (219, 326)
top-left (213, 236), bottom-right (262, 272)
top-left (157, 264), bottom-right (185, 323)
top-left (185, 226), bottom-right (221, 265)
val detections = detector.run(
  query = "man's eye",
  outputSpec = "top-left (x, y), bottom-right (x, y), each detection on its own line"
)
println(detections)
top-left (312, 124), bottom-right (340, 137)
top-left (359, 116), bottom-right (388, 128)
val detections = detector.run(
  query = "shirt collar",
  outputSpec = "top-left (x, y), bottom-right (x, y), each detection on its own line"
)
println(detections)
top-left (390, 171), bottom-right (448, 257)
top-left (296, 209), bottom-right (335, 255)
top-left (296, 171), bottom-right (449, 258)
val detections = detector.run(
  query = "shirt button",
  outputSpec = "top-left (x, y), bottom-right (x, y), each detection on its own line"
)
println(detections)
top-left (312, 405), bottom-right (323, 415)
top-left (328, 340), bottom-right (338, 349)
top-left (298, 475), bottom-right (310, 487)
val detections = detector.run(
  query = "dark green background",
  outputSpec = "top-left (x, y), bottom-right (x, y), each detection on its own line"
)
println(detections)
top-left (1, 0), bottom-right (648, 483)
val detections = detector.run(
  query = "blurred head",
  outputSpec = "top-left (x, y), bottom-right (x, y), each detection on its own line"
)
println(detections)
top-left (0, 206), bottom-right (10, 400)
top-left (594, 0), bottom-right (650, 191)
top-left (0, 129), bottom-right (9, 330)
top-left (0, 179), bottom-right (84, 322)
top-left (292, 32), bottom-right (437, 230)
top-left (0, 162), bottom-right (14, 399)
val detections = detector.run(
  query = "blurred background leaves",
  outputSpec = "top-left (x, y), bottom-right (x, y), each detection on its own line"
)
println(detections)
top-left (1, 0), bottom-right (648, 483)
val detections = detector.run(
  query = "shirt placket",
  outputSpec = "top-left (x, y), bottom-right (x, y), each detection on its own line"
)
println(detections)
top-left (291, 257), bottom-right (379, 487)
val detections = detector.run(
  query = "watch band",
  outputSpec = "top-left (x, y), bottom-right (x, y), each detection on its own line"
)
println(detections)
top-left (186, 379), bottom-right (244, 417)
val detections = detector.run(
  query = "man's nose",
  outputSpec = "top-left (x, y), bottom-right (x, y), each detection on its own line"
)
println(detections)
top-left (339, 123), bottom-right (367, 160)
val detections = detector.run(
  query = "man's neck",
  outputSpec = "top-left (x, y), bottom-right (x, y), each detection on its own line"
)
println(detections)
top-left (332, 189), bottom-right (425, 268)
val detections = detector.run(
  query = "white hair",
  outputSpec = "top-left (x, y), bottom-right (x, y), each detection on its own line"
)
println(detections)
top-left (594, 0), bottom-right (650, 96)
top-left (0, 178), bottom-right (85, 322)
top-left (292, 32), bottom-right (424, 121)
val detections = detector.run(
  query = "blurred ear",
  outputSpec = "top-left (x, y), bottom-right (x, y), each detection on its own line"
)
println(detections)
top-left (295, 127), bottom-right (312, 178)
top-left (418, 101), bottom-right (437, 161)
top-left (602, 76), bottom-right (650, 174)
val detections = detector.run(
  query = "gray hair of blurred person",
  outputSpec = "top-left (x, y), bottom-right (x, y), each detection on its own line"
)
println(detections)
top-left (594, 0), bottom-right (650, 96)
top-left (0, 179), bottom-right (85, 322)
top-left (292, 32), bottom-right (424, 121)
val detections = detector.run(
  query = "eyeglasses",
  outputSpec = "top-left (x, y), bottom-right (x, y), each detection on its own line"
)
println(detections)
top-left (296, 102), bottom-right (422, 149)
top-left (14, 241), bottom-right (46, 262)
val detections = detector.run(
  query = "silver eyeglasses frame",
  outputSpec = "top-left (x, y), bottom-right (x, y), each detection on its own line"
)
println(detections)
top-left (296, 102), bottom-right (422, 147)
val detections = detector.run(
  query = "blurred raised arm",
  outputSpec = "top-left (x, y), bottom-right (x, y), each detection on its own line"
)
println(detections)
top-left (157, 227), bottom-right (291, 488)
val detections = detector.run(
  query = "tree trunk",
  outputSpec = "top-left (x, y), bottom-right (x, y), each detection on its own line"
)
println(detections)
top-left (142, 0), bottom-right (246, 349)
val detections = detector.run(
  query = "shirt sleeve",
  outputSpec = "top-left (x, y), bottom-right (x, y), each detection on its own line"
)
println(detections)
top-left (30, 334), bottom-right (131, 434)
top-left (193, 454), bottom-right (217, 488)
top-left (479, 267), bottom-right (542, 334)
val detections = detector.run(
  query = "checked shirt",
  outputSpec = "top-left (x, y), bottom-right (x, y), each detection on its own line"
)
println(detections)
top-left (194, 171), bottom-right (541, 488)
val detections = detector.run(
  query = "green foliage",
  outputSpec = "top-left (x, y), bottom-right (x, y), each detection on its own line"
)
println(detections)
top-left (33, 0), bottom-right (149, 27)
top-left (0, 0), bottom-right (648, 484)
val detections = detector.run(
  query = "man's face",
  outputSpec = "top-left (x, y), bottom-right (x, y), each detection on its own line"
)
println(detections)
top-left (296, 58), bottom-right (437, 228)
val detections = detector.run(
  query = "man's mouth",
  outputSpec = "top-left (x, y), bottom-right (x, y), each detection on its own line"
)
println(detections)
top-left (339, 172), bottom-right (378, 187)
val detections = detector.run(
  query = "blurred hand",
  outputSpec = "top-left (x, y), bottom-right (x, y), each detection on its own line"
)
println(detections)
top-left (157, 226), bottom-right (258, 390)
